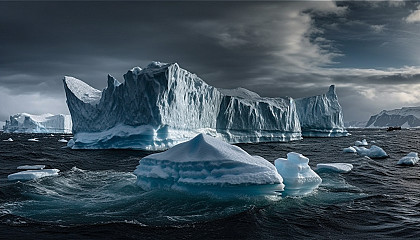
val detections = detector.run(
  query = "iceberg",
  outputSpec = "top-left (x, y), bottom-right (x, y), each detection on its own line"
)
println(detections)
top-left (8, 169), bottom-right (60, 181)
top-left (133, 134), bottom-right (284, 196)
top-left (2, 138), bottom-right (13, 142)
top-left (17, 165), bottom-right (45, 170)
top-left (64, 62), bottom-right (302, 150)
top-left (355, 139), bottom-right (368, 146)
top-left (295, 85), bottom-right (348, 137)
top-left (3, 113), bottom-right (72, 134)
top-left (316, 163), bottom-right (353, 173)
top-left (397, 152), bottom-right (419, 166)
top-left (353, 145), bottom-right (388, 159)
top-left (274, 152), bottom-right (322, 195)
top-left (366, 107), bottom-right (420, 128)
top-left (58, 138), bottom-right (68, 143)
top-left (28, 138), bottom-right (39, 142)
top-left (343, 146), bottom-right (356, 153)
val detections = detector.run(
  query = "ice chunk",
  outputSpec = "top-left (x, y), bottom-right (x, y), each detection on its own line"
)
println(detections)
top-left (3, 113), bottom-right (72, 134)
top-left (133, 134), bottom-right (284, 196)
top-left (316, 163), bottom-right (353, 173)
top-left (2, 138), bottom-right (13, 142)
top-left (8, 169), bottom-right (60, 181)
top-left (355, 139), bottom-right (368, 146)
top-left (274, 152), bottom-right (322, 196)
top-left (353, 145), bottom-right (388, 159)
top-left (17, 165), bottom-right (45, 170)
top-left (58, 138), bottom-right (68, 143)
top-left (28, 138), bottom-right (39, 142)
top-left (397, 152), bottom-right (419, 166)
top-left (295, 85), bottom-right (348, 137)
top-left (343, 146), bottom-right (356, 153)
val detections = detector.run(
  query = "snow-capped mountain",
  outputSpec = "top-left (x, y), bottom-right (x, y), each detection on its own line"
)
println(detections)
top-left (366, 107), bottom-right (420, 128)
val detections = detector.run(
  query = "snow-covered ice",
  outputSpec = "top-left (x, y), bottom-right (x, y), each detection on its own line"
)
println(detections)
top-left (353, 145), bottom-right (388, 159)
top-left (397, 152), bottom-right (419, 166)
top-left (316, 163), bottom-right (353, 173)
top-left (355, 139), bottom-right (368, 146)
top-left (2, 138), bottom-right (13, 142)
top-left (28, 138), bottom-right (39, 142)
top-left (295, 85), bottom-right (348, 137)
top-left (133, 134), bottom-right (284, 196)
top-left (17, 165), bottom-right (45, 170)
top-left (3, 113), bottom-right (72, 134)
top-left (274, 152), bottom-right (322, 196)
top-left (8, 169), bottom-right (60, 181)
top-left (343, 146), bottom-right (357, 153)
top-left (64, 62), bottom-right (347, 150)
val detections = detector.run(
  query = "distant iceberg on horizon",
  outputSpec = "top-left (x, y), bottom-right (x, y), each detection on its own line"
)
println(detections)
top-left (63, 61), bottom-right (347, 150)
top-left (3, 113), bottom-right (72, 134)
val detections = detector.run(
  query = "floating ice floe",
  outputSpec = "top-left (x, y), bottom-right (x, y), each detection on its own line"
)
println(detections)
top-left (28, 138), bottom-right (39, 142)
top-left (354, 139), bottom-right (368, 146)
top-left (58, 138), bottom-right (68, 143)
top-left (17, 165), bottom-right (45, 170)
top-left (397, 152), bottom-right (419, 166)
top-left (353, 145), bottom-right (388, 159)
top-left (316, 163), bottom-right (353, 173)
top-left (8, 169), bottom-right (60, 181)
top-left (274, 152), bottom-right (322, 196)
top-left (134, 134), bottom-right (284, 196)
top-left (2, 138), bottom-right (13, 142)
top-left (343, 146), bottom-right (356, 153)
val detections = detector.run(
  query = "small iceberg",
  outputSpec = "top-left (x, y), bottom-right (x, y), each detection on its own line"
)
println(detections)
top-left (134, 134), bottom-right (284, 196)
top-left (397, 152), bottom-right (419, 166)
top-left (355, 139), bottom-right (368, 146)
top-left (343, 146), bottom-right (356, 153)
top-left (17, 165), bottom-right (45, 170)
top-left (58, 138), bottom-right (68, 143)
top-left (274, 152), bottom-right (322, 196)
top-left (316, 163), bottom-right (353, 173)
top-left (28, 138), bottom-right (39, 142)
top-left (353, 145), bottom-right (388, 159)
top-left (2, 138), bottom-right (13, 142)
top-left (8, 169), bottom-right (60, 181)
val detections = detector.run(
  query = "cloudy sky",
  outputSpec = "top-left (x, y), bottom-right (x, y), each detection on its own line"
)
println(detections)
top-left (1, 1), bottom-right (420, 123)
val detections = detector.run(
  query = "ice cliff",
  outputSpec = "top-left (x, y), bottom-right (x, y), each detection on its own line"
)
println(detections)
top-left (295, 85), bottom-right (348, 137)
top-left (365, 107), bottom-right (420, 128)
top-left (64, 62), bottom-right (301, 150)
top-left (3, 113), bottom-right (72, 134)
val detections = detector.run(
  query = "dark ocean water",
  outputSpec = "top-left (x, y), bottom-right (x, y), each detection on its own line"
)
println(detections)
top-left (1, 129), bottom-right (420, 239)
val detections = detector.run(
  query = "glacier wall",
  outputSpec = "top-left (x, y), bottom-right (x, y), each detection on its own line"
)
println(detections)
top-left (365, 107), bottom-right (420, 128)
top-left (64, 62), bottom-right (302, 150)
top-left (3, 113), bottom-right (72, 134)
top-left (295, 85), bottom-right (348, 137)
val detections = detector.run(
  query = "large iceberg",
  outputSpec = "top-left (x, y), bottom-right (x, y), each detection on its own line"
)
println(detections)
top-left (366, 107), bottom-right (420, 128)
top-left (3, 113), bottom-right (72, 134)
top-left (64, 62), bottom-right (301, 150)
top-left (295, 85), bottom-right (348, 137)
top-left (133, 134), bottom-right (284, 196)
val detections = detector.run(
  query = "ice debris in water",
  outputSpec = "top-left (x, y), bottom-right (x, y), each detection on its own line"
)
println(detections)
top-left (354, 139), bottom-right (368, 146)
top-left (17, 165), bottom-right (45, 170)
top-left (397, 152), bottom-right (419, 166)
top-left (343, 146), bottom-right (356, 153)
top-left (8, 169), bottom-right (60, 181)
top-left (274, 152), bottom-right (322, 196)
top-left (27, 138), bottom-right (39, 142)
top-left (316, 163), bottom-right (353, 173)
top-left (58, 138), bottom-right (68, 143)
top-left (133, 134), bottom-right (284, 196)
top-left (353, 145), bottom-right (388, 159)
top-left (2, 138), bottom-right (13, 142)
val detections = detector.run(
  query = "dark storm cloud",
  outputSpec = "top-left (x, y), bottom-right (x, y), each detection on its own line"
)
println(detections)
top-left (1, 1), bottom-right (420, 122)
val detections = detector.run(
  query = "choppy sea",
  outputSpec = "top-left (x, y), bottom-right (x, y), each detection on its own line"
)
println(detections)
top-left (1, 129), bottom-right (420, 239)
